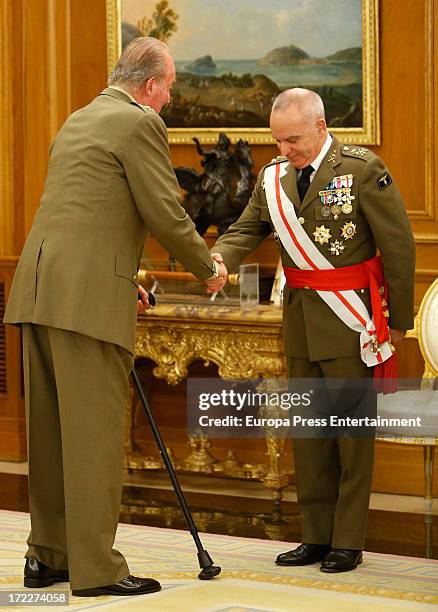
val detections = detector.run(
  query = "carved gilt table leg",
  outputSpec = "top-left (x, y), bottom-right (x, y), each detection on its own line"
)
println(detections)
top-left (128, 304), bottom-right (292, 503)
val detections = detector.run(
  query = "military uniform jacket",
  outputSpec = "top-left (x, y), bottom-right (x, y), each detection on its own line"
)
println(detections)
top-left (4, 88), bottom-right (215, 353)
top-left (213, 136), bottom-right (416, 361)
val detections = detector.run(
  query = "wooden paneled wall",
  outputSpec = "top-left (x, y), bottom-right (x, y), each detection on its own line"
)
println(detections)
top-left (0, 0), bottom-right (108, 460)
top-left (0, 0), bottom-right (437, 496)
top-left (0, 0), bottom-right (108, 257)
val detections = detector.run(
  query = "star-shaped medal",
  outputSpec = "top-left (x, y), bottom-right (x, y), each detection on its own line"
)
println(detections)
top-left (329, 240), bottom-right (345, 256)
top-left (341, 221), bottom-right (357, 240)
top-left (313, 225), bottom-right (332, 244)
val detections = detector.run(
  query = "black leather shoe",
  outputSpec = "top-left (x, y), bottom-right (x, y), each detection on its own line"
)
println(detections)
top-left (320, 549), bottom-right (363, 573)
top-left (72, 575), bottom-right (161, 597)
top-left (24, 557), bottom-right (69, 588)
top-left (276, 543), bottom-right (331, 566)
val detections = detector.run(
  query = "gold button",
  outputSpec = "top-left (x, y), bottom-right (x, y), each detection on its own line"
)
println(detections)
top-left (132, 274), bottom-right (137, 280)
top-left (304, 286), bottom-right (310, 290)
top-left (343, 146), bottom-right (349, 151)
top-left (360, 289), bottom-right (365, 294)
top-left (298, 217), bottom-right (305, 224)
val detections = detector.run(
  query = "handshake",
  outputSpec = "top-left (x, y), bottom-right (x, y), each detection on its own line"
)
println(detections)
top-left (137, 253), bottom-right (228, 313)
top-left (205, 253), bottom-right (228, 294)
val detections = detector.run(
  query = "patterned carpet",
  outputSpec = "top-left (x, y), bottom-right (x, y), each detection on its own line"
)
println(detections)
top-left (0, 510), bottom-right (437, 611)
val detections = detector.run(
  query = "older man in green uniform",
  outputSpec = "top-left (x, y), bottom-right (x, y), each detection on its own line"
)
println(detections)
top-left (4, 37), bottom-right (225, 597)
top-left (212, 88), bottom-right (415, 572)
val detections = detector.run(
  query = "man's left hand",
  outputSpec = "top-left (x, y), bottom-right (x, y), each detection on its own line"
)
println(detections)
top-left (137, 284), bottom-right (153, 314)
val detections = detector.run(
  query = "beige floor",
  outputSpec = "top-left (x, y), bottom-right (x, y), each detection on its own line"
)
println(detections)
top-left (1, 460), bottom-right (436, 516)
top-left (2, 509), bottom-right (438, 611)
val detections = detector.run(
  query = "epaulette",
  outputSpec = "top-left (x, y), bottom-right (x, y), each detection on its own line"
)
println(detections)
top-left (340, 145), bottom-right (374, 161)
top-left (265, 155), bottom-right (288, 168)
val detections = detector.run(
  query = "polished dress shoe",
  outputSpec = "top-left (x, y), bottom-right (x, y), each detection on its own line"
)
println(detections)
top-left (320, 548), bottom-right (363, 573)
top-left (24, 557), bottom-right (69, 588)
top-left (72, 575), bottom-right (161, 597)
top-left (276, 543), bottom-right (331, 566)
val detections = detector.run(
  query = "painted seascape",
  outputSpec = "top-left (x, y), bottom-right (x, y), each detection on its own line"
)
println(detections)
top-left (121, 0), bottom-right (363, 128)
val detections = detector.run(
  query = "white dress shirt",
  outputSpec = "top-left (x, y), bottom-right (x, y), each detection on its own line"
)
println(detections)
top-left (297, 133), bottom-right (333, 182)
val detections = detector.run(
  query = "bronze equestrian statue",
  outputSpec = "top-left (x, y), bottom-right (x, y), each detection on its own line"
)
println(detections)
top-left (174, 134), bottom-right (256, 236)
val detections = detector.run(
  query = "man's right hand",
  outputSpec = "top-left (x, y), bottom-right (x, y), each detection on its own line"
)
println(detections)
top-left (205, 254), bottom-right (228, 293)
top-left (389, 328), bottom-right (406, 344)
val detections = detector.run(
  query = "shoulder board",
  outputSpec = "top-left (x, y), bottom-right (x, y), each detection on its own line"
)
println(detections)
top-left (340, 145), bottom-right (374, 161)
top-left (264, 155), bottom-right (288, 168)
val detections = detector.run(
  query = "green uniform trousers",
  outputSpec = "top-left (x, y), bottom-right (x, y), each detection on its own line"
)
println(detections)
top-left (22, 323), bottom-right (133, 590)
top-left (288, 355), bottom-right (375, 550)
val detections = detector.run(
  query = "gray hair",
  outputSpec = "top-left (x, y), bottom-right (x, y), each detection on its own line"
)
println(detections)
top-left (272, 88), bottom-right (325, 122)
top-left (108, 37), bottom-right (169, 88)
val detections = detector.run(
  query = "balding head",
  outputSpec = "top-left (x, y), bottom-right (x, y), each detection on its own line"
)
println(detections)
top-left (269, 88), bottom-right (328, 169)
top-left (272, 88), bottom-right (325, 123)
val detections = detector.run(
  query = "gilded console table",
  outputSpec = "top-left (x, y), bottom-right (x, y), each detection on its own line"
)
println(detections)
top-left (125, 301), bottom-right (292, 503)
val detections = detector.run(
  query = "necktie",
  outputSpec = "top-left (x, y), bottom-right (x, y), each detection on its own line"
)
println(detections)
top-left (297, 165), bottom-right (314, 201)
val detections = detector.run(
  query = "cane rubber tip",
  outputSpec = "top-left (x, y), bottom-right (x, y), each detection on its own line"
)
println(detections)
top-left (198, 565), bottom-right (221, 580)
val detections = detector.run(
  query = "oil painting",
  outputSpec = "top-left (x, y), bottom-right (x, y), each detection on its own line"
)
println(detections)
top-left (107, 0), bottom-right (379, 144)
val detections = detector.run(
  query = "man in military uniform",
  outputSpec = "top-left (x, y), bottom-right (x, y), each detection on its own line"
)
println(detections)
top-left (212, 88), bottom-right (415, 572)
top-left (4, 37), bottom-right (225, 597)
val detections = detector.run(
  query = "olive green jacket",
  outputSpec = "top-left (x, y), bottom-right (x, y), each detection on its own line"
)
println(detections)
top-left (213, 136), bottom-right (416, 360)
top-left (4, 88), bottom-right (216, 353)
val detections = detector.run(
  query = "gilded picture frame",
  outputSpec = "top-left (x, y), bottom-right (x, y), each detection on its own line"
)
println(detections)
top-left (106, 0), bottom-right (379, 145)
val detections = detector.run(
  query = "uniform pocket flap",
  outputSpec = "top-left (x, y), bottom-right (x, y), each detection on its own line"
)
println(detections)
top-left (115, 253), bottom-right (138, 285)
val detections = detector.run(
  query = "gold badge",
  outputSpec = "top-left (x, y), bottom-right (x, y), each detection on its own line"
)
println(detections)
top-left (351, 147), bottom-right (368, 157)
top-left (313, 225), bottom-right (332, 244)
top-left (330, 204), bottom-right (342, 219)
top-left (327, 151), bottom-right (337, 163)
top-left (341, 221), bottom-right (357, 240)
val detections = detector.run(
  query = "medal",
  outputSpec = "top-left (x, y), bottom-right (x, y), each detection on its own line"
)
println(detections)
top-left (330, 204), bottom-right (342, 219)
top-left (320, 184), bottom-right (354, 219)
top-left (313, 225), bottom-right (332, 245)
top-left (341, 221), bottom-right (357, 240)
top-left (329, 240), bottom-right (345, 256)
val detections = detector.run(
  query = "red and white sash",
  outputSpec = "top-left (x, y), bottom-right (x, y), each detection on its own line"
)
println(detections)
top-left (264, 161), bottom-right (393, 368)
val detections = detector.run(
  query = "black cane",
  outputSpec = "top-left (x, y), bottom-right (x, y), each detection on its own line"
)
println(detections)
top-left (132, 292), bottom-right (221, 580)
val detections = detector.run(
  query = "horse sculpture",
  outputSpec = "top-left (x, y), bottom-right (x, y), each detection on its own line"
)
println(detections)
top-left (174, 134), bottom-right (256, 236)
